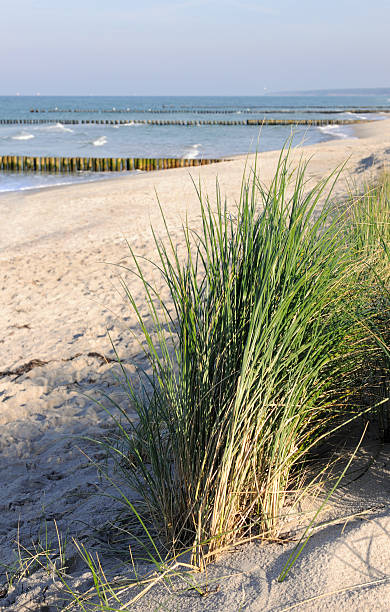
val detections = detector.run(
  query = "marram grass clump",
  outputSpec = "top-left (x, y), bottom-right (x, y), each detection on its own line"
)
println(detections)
top-left (345, 174), bottom-right (390, 440)
top-left (110, 152), bottom-right (365, 567)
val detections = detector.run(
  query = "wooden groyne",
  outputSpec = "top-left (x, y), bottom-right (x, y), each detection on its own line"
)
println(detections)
top-left (0, 118), bottom-right (364, 127)
top-left (0, 119), bottom-right (79, 125)
top-left (0, 156), bottom-right (221, 173)
top-left (29, 107), bottom-right (390, 115)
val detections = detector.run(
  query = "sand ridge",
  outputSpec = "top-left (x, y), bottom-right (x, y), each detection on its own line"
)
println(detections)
top-left (1, 120), bottom-right (390, 610)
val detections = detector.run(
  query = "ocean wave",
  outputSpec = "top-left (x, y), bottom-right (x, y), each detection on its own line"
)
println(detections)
top-left (183, 143), bottom-right (202, 159)
top-left (92, 136), bottom-right (107, 146)
top-left (343, 111), bottom-right (368, 120)
top-left (11, 132), bottom-right (35, 141)
top-left (44, 123), bottom-right (74, 133)
top-left (318, 125), bottom-right (350, 139)
top-left (0, 171), bottom-right (126, 193)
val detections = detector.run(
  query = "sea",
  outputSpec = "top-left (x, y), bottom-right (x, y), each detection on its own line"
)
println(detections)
top-left (1, 91), bottom-right (389, 193)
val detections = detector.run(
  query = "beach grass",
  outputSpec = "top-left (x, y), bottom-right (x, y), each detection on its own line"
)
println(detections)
top-left (11, 154), bottom-right (388, 611)
top-left (100, 150), bottom-right (388, 570)
top-left (345, 174), bottom-right (390, 440)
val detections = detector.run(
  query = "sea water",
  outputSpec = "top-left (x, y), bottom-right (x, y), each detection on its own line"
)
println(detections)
top-left (1, 92), bottom-right (389, 192)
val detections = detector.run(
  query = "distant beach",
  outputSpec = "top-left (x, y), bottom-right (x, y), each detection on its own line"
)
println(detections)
top-left (0, 93), bottom-right (389, 192)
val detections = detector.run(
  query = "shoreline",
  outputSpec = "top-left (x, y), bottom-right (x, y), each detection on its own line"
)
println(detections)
top-left (0, 119), bottom-right (390, 226)
top-left (0, 117), bottom-right (385, 197)
top-left (1, 119), bottom-right (390, 610)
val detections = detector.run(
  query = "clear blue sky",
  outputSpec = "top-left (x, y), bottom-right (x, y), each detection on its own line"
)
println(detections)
top-left (1, 0), bottom-right (389, 95)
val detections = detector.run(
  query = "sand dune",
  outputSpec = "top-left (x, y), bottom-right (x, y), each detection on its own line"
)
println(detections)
top-left (1, 121), bottom-right (390, 610)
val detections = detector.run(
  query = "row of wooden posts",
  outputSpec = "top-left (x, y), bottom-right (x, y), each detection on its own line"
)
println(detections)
top-left (0, 156), bottom-right (221, 173)
top-left (29, 108), bottom-right (390, 115)
top-left (0, 118), bottom-right (363, 127)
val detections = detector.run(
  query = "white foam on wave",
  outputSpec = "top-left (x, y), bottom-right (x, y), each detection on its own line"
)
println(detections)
top-left (92, 136), bottom-right (107, 146)
top-left (11, 131), bottom-right (35, 141)
top-left (183, 143), bottom-right (202, 159)
top-left (344, 111), bottom-right (368, 120)
top-left (318, 124), bottom-right (351, 139)
top-left (44, 123), bottom-right (74, 133)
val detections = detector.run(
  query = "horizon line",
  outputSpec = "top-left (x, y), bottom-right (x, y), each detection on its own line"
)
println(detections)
top-left (1, 87), bottom-right (390, 98)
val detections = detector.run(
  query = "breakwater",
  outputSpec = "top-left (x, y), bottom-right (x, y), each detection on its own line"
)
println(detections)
top-left (0, 118), bottom-right (363, 127)
top-left (0, 156), bottom-right (221, 172)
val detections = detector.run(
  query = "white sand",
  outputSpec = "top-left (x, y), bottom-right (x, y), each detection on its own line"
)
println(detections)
top-left (1, 121), bottom-right (390, 610)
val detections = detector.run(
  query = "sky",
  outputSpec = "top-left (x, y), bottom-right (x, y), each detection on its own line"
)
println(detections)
top-left (1, 0), bottom-right (389, 95)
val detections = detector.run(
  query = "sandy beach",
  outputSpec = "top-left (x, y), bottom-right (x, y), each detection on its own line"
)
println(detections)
top-left (1, 120), bottom-right (390, 610)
